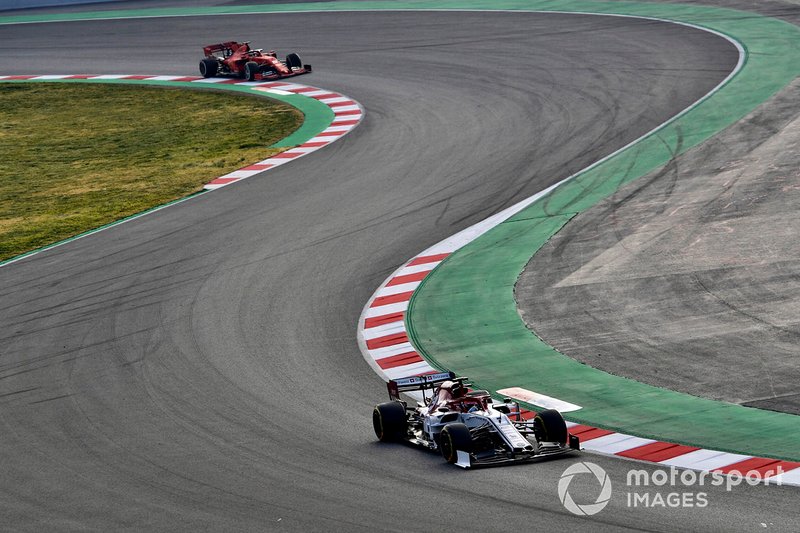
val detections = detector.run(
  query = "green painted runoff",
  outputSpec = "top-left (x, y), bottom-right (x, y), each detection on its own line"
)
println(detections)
top-left (407, 2), bottom-right (800, 460)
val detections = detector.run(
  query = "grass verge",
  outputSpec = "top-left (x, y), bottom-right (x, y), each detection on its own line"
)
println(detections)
top-left (0, 83), bottom-right (303, 261)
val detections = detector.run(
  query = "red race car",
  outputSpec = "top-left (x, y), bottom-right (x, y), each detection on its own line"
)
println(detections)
top-left (199, 41), bottom-right (311, 81)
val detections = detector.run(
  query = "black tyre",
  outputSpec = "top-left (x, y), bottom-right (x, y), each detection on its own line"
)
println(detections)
top-left (199, 58), bottom-right (218, 78)
top-left (533, 409), bottom-right (568, 445)
top-left (372, 402), bottom-right (407, 442)
top-left (244, 61), bottom-right (260, 81)
top-left (439, 423), bottom-right (472, 463)
top-left (285, 53), bottom-right (302, 70)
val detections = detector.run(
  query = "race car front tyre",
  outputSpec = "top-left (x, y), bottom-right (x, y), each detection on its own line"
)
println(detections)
top-left (373, 401), bottom-right (407, 442)
top-left (440, 423), bottom-right (472, 463)
top-left (244, 61), bottom-right (260, 81)
top-left (533, 409), bottom-right (568, 446)
top-left (285, 53), bottom-right (302, 70)
top-left (199, 58), bottom-right (218, 78)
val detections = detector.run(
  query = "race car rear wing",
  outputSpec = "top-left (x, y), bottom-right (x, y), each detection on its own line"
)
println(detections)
top-left (202, 41), bottom-right (248, 58)
top-left (387, 371), bottom-right (458, 401)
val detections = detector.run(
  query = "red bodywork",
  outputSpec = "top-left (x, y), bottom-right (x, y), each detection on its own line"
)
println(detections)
top-left (387, 374), bottom-right (494, 415)
top-left (427, 380), bottom-right (493, 413)
top-left (200, 41), bottom-right (311, 80)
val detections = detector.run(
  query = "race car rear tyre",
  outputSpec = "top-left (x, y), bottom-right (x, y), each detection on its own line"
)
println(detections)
top-left (199, 58), bottom-right (218, 78)
top-left (285, 53), bottom-right (302, 70)
top-left (373, 401), bottom-right (407, 442)
top-left (244, 61), bottom-right (260, 81)
top-left (440, 423), bottom-right (472, 463)
top-left (533, 409), bottom-right (568, 445)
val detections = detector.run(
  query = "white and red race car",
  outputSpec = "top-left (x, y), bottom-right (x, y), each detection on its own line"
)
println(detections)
top-left (372, 371), bottom-right (580, 468)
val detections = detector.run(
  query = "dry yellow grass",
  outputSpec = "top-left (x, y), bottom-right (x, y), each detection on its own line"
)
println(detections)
top-left (0, 83), bottom-right (303, 261)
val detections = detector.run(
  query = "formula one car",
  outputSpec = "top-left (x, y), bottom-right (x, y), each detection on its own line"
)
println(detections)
top-left (199, 41), bottom-right (311, 81)
top-left (372, 371), bottom-right (580, 468)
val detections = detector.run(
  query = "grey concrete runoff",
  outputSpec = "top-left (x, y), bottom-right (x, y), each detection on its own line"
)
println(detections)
top-left (1, 6), bottom-right (798, 532)
top-left (518, 78), bottom-right (800, 415)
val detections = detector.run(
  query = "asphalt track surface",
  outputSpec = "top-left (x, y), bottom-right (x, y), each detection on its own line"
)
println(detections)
top-left (1, 6), bottom-right (798, 532)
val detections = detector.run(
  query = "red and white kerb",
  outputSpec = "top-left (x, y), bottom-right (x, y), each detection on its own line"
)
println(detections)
top-left (0, 74), bottom-right (362, 191)
top-left (357, 218), bottom-right (800, 486)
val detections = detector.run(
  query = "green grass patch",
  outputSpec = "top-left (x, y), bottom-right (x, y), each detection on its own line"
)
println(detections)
top-left (0, 83), bottom-right (303, 261)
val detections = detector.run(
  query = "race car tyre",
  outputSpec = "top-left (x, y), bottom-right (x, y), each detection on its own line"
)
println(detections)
top-left (373, 401), bottom-right (407, 442)
top-left (533, 409), bottom-right (568, 445)
top-left (244, 61), bottom-right (260, 81)
top-left (199, 58), bottom-right (218, 78)
top-left (440, 423), bottom-right (472, 463)
top-left (285, 53), bottom-right (302, 70)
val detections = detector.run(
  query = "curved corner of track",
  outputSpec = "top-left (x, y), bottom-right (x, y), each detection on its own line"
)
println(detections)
top-left (0, 74), bottom-right (364, 267)
top-left (353, 7), bottom-right (800, 486)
